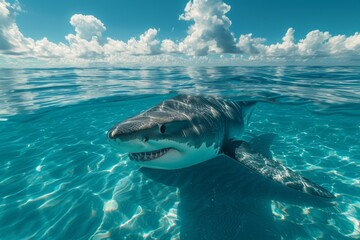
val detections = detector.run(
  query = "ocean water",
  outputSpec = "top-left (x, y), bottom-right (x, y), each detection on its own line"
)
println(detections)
top-left (0, 66), bottom-right (359, 240)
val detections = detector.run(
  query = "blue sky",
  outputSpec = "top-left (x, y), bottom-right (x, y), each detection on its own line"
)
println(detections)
top-left (1, 0), bottom-right (360, 67)
top-left (13, 0), bottom-right (360, 43)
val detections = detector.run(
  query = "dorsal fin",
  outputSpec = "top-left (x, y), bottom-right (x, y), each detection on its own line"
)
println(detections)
top-left (238, 101), bottom-right (256, 126)
top-left (248, 133), bottom-right (277, 159)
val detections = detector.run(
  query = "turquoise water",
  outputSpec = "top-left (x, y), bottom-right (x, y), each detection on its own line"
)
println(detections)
top-left (0, 66), bottom-right (359, 239)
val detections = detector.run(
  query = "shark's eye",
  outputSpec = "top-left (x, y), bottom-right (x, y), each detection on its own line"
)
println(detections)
top-left (159, 124), bottom-right (166, 134)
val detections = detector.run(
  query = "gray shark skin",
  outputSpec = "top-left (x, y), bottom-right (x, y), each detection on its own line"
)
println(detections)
top-left (108, 94), bottom-right (335, 199)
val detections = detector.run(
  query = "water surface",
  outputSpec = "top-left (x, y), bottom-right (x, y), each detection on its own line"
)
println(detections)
top-left (0, 66), bottom-right (359, 239)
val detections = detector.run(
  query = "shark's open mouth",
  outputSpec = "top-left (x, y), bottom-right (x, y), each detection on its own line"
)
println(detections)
top-left (128, 148), bottom-right (171, 162)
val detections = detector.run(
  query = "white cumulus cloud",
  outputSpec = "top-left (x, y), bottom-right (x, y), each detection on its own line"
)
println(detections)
top-left (0, 0), bottom-right (360, 67)
top-left (298, 30), bottom-right (331, 57)
top-left (0, 0), bottom-right (33, 54)
top-left (69, 14), bottom-right (106, 41)
top-left (103, 38), bottom-right (127, 55)
top-left (178, 0), bottom-right (238, 56)
top-left (126, 28), bottom-right (161, 55)
top-left (237, 28), bottom-right (360, 62)
top-left (266, 28), bottom-right (297, 57)
top-left (32, 37), bottom-right (68, 58)
top-left (62, 14), bottom-right (107, 59)
top-left (237, 33), bottom-right (266, 55)
top-left (161, 39), bottom-right (179, 53)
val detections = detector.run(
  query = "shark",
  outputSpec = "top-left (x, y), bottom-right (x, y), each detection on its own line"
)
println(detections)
top-left (107, 94), bottom-right (335, 199)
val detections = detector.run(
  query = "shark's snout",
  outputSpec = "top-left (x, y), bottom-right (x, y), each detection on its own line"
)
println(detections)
top-left (107, 127), bottom-right (116, 140)
top-left (107, 123), bottom-right (146, 155)
top-left (107, 121), bottom-right (142, 141)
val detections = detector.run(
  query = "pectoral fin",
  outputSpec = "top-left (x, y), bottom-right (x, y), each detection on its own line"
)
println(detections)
top-left (223, 140), bottom-right (335, 199)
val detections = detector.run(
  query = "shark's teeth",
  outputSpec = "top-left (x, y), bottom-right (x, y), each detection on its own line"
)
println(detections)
top-left (129, 148), bottom-right (171, 162)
